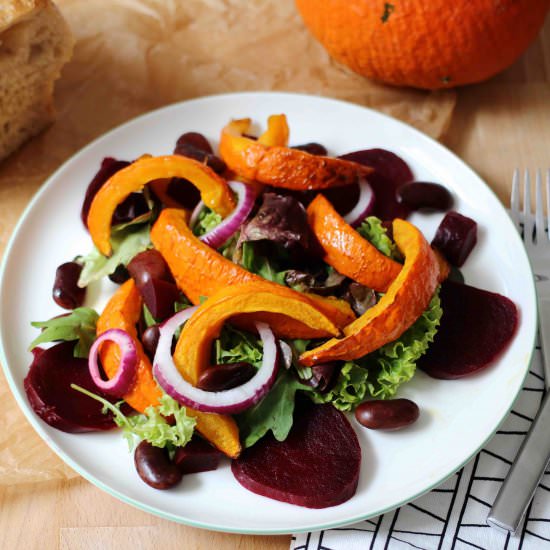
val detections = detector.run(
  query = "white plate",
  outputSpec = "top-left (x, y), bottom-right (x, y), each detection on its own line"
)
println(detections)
top-left (0, 92), bottom-right (537, 534)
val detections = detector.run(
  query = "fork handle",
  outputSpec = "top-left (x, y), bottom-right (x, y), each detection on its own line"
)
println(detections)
top-left (538, 297), bottom-right (550, 388)
top-left (487, 390), bottom-right (550, 533)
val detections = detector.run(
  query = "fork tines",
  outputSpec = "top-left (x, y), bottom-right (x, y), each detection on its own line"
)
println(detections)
top-left (511, 169), bottom-right (550, 244)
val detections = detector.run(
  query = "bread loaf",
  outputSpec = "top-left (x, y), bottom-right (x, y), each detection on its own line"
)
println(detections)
top-left (0, 0), bottom-right (73, 161)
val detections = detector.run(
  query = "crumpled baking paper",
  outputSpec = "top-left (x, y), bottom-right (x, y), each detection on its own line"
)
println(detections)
top-left (0, 0), bottom-right (455, 485)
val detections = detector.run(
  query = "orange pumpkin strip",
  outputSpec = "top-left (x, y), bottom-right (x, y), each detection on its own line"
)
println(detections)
top-left (300, 219), bottom-right (440, 366)
top-left (307, 194), bottom-right (402, 292)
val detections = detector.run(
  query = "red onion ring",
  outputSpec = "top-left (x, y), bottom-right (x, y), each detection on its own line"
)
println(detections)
top-left (190, 180), bottom-right (256, 249)
top-left (88, 329), bottom-right (138, 397)
top-left (343, 177), bottom-right (375, 227)
top-left (153, 309), bottom-right (279, 414)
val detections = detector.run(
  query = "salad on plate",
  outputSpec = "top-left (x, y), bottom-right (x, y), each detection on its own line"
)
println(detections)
top-left (24, 114), bottom-right (518, 509)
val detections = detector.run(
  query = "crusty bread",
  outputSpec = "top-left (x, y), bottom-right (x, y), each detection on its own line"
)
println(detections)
top-left (0, 0), bottom-right (73, 161)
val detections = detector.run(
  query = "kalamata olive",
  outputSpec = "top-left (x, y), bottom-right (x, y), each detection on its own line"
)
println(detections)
top-left (355, 399), bottom-right (419, 430)
top-left (53, 262), bottom-right (85, 310)
top-left (396, 182), bottom-right (453, 211)
top-left (292, 142), bottom-right (328, 156)
top-left (432, 211), bottom-right (477, 267)
top-left (127, 250), bottom-right (173, 286)
top-left (197, 362), bottom-right (257, 392)
top-left (174, 132), bottom-right (226, 174)
top-left (108, 264), bottom-right (130, 284)
top-left (302, 363), bottom-right (339, 393)
top-left (111, 192), bottom-right (150, 226)
top-left (141, 325), bottom-right (160, 360)
top-left (134, 441), bottom-right (182, 490)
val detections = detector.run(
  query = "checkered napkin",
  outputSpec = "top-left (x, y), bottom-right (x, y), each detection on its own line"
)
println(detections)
top-left (291, 345), bottom-right (550, 550)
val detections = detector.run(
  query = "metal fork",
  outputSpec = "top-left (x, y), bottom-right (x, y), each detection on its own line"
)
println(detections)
top-left (488, 169), bottom-right (550, 533)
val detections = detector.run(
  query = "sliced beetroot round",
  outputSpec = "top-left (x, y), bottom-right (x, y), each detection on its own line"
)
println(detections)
top-left (232, 399), bottom-right (361, 508)
top-left (418, 280), bottom-right (518, 379)
top-left (24, 342), bottom-right (119, 433)
top-left (339, 148), bottom-right (413, 221)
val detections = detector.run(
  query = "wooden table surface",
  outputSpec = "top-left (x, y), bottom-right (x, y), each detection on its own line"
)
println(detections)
top-left (1, 18), bottom-right (549, 550)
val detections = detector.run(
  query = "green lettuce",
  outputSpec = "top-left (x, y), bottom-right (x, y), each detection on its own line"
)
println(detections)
top-left (215, 325), bottom-right (264, 369)
top-left (240, 241), bottom-right (287, 285)
top-left (366, 288), bottom-right (442, 398)
top-left (29, 307), bottom-right (99, 358)
top-left (356, 216), bottom-right (401, 260)
top-left (193, 207), bottom-right (222, 237)
top-left (72, 386), bottom-right (196, 452)
top-left (78, 223), bottom-right (151, 287)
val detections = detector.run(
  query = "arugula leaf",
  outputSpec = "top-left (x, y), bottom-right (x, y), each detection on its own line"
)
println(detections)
top-left (215, 325), bottom-right (264, 368)
top-left (71, 385), bottom-right (196, 452)
top-left (357, 216), bottom-right (401, 260)
top-left (238, 370), bottom-right (312, 448)
top-left (78, 223), bottom-right (151, 287)
top-left (29, 307), bottom-right (99, 358)
top-left (366, 288), bottom-right (442, 398)
top-left (240, 241), bottom-right (287, 285)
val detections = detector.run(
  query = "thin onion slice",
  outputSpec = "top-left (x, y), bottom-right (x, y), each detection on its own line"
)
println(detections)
top-left (153, 309), bottom-right (279, 414)
top-left (343, 177), bottom-right (375, 227)
top-left (88, 328), bottom-right (138, 397)
top-left (190, 180), bottom-right (256, 249)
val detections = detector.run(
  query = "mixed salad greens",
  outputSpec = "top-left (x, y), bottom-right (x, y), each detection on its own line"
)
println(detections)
top-left (25, 113), bottom-right (514, 506)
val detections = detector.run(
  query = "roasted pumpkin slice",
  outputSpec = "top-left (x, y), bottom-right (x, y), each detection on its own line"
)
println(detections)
top-left (219, 117), bottom-right (371, 190)
top-left (300, 219), bottom-right (440, 366)
top-left (88, 155), bottom-right (235, 256)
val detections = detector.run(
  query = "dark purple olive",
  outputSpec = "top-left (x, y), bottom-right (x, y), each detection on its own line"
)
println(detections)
top-left (111, 192), bottom-right (149, 226)
top-left (355, 399), bottom-right (419, 430)
top-left (127, 250), bottom-right (173, 286)
top-left (292, 142), bottom-right (328, 156)
top-left (141, 325), bottom-right (160, 360)
top-left (173, 437), bottom-right (223, 474)
top-left (108, 264), bottom-right (130, 284)
top-left (138, 279), bottom-right (181, 321)
top-left (197, 362), bottom-right (257, 392)
top-left (162, 178), bottom-right (201, 210)
top-left (432, 211), bottom-right (477, 267)
top-left (396, 182), bottom-right (453, 211)
top-left (174, 132), bottom-right (226, 174)
top-left (134, 441), bottom-right (182, 490)
top-left (302, 363), bottom-right (339, 393)
top-left (53, 262), bottom-right (85, 310)
top-left (81, 158), bottom-right (130, 228)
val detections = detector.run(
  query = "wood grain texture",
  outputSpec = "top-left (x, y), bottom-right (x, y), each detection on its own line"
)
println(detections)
top-left (0, 12), bottom-right (549, 550)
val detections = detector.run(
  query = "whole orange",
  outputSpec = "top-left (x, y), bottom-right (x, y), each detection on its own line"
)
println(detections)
top-left (295, 0), bottom-right (550, 89)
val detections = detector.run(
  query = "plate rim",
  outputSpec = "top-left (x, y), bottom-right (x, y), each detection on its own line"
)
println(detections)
top-left (0, 91), bottom-right (537, 535)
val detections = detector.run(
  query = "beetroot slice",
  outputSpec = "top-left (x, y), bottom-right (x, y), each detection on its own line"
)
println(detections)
top-left (24, 342), bottom-right (118, 433)
top-left (340, 148), bottom-right (413, 221)
top-left (418, 281), bottom-right (518, 379)
top-left (232, 400), bottom-right (361, 508)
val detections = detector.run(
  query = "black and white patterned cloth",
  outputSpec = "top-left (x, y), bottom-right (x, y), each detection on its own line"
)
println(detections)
top-left (291, 345), bottom-right (550, 550)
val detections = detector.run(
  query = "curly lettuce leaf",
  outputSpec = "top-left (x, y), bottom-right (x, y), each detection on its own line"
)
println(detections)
top-left (193, 207), bottom-right (222, 237)
top-left (71, 386), bottom-right (196, 451)
top-left (29, 307), bottom-right (99, 358)
top-left (78, 223), bottom-right (151, 287)
top-left (215, 325), bottom-right (264, 369)
top-left (237, 370), bottom-right (312, 448)
top-left (366, 288), bottom-right (442, 398)
top-left (356, 216), bottom-right (401, 260)
top-left (310, 361), bottom-right (369, 411)
top-left (240, 241), bottom-right (287, 285)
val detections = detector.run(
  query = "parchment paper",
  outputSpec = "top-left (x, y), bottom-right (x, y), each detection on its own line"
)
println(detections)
top-left (0, 0), bottom-right (455, 485)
